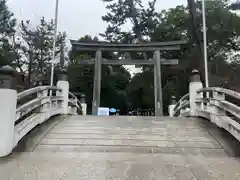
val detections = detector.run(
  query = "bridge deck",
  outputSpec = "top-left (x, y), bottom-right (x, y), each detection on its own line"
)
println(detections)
top-left (1, 116), bottom-right (240, 179)
top-left (34, 116), bottom-right (229, 155)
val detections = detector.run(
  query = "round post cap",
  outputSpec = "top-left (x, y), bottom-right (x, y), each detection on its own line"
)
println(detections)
top-left (58, 70), bottom-right (68, 81)
top-left (79, 93), bottom-right (86, 103)
top-left (0, 66), bottom-right (16, 89)
top-left (80, 93), bottom-right (85, 97)
top-left (190, 69), bottom-right (201, 82)
top-left (0, 65), bottom-right (16, 76)
top-left (192, 69), bottom-right (199, 74)
top-left (171, 96), bottom-right (177, 104)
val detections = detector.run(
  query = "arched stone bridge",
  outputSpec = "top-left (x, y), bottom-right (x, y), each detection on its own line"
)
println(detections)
top-left (0, 67), bottom-right (240, 179)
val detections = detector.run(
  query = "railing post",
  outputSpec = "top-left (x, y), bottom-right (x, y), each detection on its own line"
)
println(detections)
top-left (189, 70), bottom-right (203, 116)
top-left (169, 96), bottom-right (177, 117)
top-left (37, 89), bottom-right (49, 112)
top-left (179, 100), bottom-right (184, 116)
top-left (212, 91), bottom-right (226, 116)
top-left (0, 66), bottom-right (17, 157)
top-left (57, 72), bottom-right (69, 115)
top-left (80, 94), bottom-right (87, 115)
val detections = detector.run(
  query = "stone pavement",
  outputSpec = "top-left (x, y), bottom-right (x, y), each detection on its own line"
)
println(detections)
top-left (1, 152), bottom-right (240, 180)
top-left (33, 116), bottom-right (232, 156)
top-left (1, 115), bottom-right (240, 179)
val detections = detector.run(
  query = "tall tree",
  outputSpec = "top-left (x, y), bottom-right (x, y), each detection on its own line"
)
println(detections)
top-left (18, 17), bottom-right (67, 86)
top-left (126, 0), bottom-right (240, 113)
top-left (101, 0), bottom-right (157, 43)
top-left (0, 0), bottom-right (16, 67)
top-left (186, 0), bottom-right (240, 82)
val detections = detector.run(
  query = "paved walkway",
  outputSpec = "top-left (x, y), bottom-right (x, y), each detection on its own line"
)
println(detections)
top-left (34, 116), bottom-right (229, 156)
top-left (1, 116), bottom-right (240, 179)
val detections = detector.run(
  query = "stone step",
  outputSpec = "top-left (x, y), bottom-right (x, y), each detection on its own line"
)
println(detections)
top-left (39, 138), bottom-right (222, 149)
top-left (45, 133), bottom-right (215, 142)
top-left (34, 144), bottom-right (227, 157)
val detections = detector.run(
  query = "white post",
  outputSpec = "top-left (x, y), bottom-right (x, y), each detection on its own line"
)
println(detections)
top-left (202, 0), bottom-right (209, 88)
top-left (81, 104), bottom-right (87, 115)
top-left (37, 89), bottom-right (48, 112)
top-left (168, 96), bottom-right (176, 117)
top-left (179, 100), bottom-right (184, 116)
top-left (189, 70), bottom-right (203, 116)
top-left (50, 0), bottom-right (60, 87)
top-left (80, 94), bottom-right (87, 115)
top-left (57, 73), bottom-right (69, 114)
top-left (0, 66), bottom-right (17, 157)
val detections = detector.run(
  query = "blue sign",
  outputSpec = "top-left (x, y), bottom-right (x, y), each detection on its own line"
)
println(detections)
top-left (109, 108), bottom-right (117, 113)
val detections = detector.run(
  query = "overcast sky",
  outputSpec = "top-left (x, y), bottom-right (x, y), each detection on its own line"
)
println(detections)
top-left (7, 0), bottom-right (187, 39)
top-left (6, 0), bottom-right (238, 74)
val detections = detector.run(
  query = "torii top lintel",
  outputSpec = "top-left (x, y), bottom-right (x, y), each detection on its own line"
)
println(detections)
top-left (70, 40), bottom-right (186, 52)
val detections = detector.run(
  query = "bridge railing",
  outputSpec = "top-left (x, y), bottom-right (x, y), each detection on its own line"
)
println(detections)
top-left (68, 91), bottom-right (83, 114)
top-left (169, 70), bottom-right (240, 143)
top-left (0, 66), bottom-right (86, 157)
top-left (15, 86), bottom-right (64, 147)
top-left (169, 93), bottom-right (190, 117)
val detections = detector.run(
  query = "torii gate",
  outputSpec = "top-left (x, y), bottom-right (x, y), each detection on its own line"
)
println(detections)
top-left (70, 40), bottom-right (185, 116)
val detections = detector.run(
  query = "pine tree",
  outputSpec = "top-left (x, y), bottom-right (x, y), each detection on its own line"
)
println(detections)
top-left (101, 0), bottom-right (157, 43)
top-left (19, 17), bottom-right (67, 85)
top-left (0, 0), bottom-right (16, 66)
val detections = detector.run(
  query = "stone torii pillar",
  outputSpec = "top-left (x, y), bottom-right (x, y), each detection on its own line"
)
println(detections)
top-left (92, 50), bottom-right (102, 115)
top-left (154, 50), bottom-right (163, 116)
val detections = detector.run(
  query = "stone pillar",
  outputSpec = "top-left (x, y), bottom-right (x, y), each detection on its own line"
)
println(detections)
top-left (57, 72), bottom-right (69, 114)
top-left (92, 50), bottom-right (102, 115)
top-left (154, 50), bottom-right (163, 116)
top-left (168, 96), bottom-right (177, 117)
top-left (0, 66), bottom-right (17, 157)
top-left (80, 94), bottom-right (87, 115)
top-left (189, 69), bottom-right (203, 116)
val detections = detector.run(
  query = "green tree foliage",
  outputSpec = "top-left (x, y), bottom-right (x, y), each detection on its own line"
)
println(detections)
top-left (101, 65), bottom-right (131, 113)
top-left (101, 0), bottom-right (240, 114)
top-left (0, 0), bottom-right (16, 67)
top-left (190, 0), bottom-right (240, 67)
top-left (19, 17), bottom-right (67, 86)
top-left (154, 0), bottom-right (240, 112)
top-left (126, 71), bottom-right (154, 109)
top-left (101, 0), bottom-right (157, 43)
